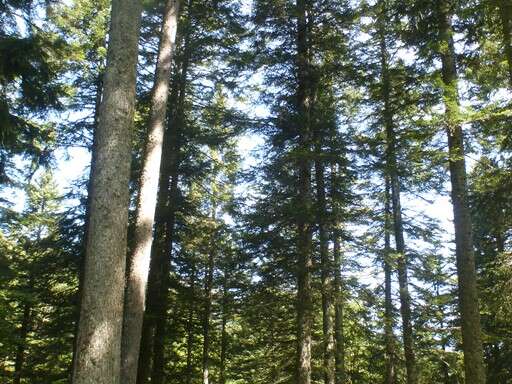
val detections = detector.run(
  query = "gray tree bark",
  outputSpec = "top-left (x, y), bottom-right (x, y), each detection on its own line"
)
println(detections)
top-left (121, 1), bottom-right (180, 383)
top-left (71, 0), bottom-right (142, 382)
top-left (437, 2), bottom-right (486, 383)
top-left (72, 0), bottom-right (141, 384)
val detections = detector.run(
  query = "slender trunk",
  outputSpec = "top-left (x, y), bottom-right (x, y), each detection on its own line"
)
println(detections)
top-left (13, 302), bottom-right (31, 384)
top-left (136, 121), bottom-right (175, 384)
top-left (437, 2), bottom-right (486, 383)
top-left (137, 19), bottom-right (192, 383)
top-left (296, 1), bottom-right (313, 383)
top-left (220, 270), bottom-right (229, 384)
top-left (316, 157), bottom-right (335, 384)
top-left (498, 0), bottom-right (512, 87)
top-left (150, 27), bottom-right (193, 382)
top-left (383, 178), bottom-right (396, 384)
top-left (150, 170), bottom-right (179, 384)
top-left (379, 6), bottom-right (417, 382)
top-left (331, 164), bottom-right (346, 384)
top-left (436, 270), bottom-right (450, 384)
top-left (72, 1), bottom-right (142, 382)
top-left (121, 2), bottom-right (180, 382)
top-left (186, 262), bottom-right (196, 384)
top-left (202, 248), bottom-right (215, 384)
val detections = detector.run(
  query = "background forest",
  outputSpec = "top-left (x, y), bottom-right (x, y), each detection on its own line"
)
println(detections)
top-left (0, 0), bottom-right (511, 383)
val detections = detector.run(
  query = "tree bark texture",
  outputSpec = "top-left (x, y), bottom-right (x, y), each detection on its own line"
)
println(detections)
top-left (72, 0), bottom-right (142, 383)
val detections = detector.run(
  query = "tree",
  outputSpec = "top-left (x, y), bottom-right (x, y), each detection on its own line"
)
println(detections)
top-left (0, 170), bottom-right (78, 384)
top-left (121, 1), bottom-right (180, 382)
top-left (71, 0), bottom-right (142, 383)
top-left (295, 1), bottom-right (314, 383)
top-left (436, 2), bottom-right (486, 382)
top-left (378, 2), bottom-right (417, 382)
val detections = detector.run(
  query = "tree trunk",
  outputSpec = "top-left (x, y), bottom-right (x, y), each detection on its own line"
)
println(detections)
top-left (137, 19), bottom-right (192, 383)
top-left (136, 121), bottom-right (175, 384)
top-left (186, 262), bottom-right (196, 384)
top-left (296, 1), bottom-right (314, 383)
top-left (121, 2), bottom-right (180, 382)
top-left (202, 248), bottom-right (215, 384)
top-left (71, 72), bottom-right (103, 380)
top-left (383, 178), bottom-right (396, 384)
top-left (379, 6), bottom-right (417, 382)
top-left (150, 26), bottom-right (193, 382)
top-left (71, 0), bottom-right (142, 383)
top-left (437, 2), bottom-right (486, 383)
top-left (150, 170), bottom-right (179, 384)
top-left (331, 164), bottom-right (346, 384)
top-left (316, 158), bottom-right (335, 384)
top-left (498, 0), bottom-right (512, 87)
top-left (220, 269), bottom-right (229, 384)
top-left (13, 302), bottom-right (31, 384)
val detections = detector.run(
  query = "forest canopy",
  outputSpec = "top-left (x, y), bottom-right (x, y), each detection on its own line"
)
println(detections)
top-left (0, 0), bottom-right (511, 383)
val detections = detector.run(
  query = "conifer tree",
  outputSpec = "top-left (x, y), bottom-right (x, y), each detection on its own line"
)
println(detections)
top-left (72, 1), bottom-right (142, 383)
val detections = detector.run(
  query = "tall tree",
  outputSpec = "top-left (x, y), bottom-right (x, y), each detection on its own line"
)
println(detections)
top-left (121, 1), bottom-right (180, 382)
top-left (378, 2), bottom-right (417, 382)
top-left (383, 179), bottom-right (396, 384)
top-left (331, 164), bottom-right (346, 384)
top-left (71, 0), bottom-right (142, 383)
top-left (316, 155), bottom-right (335, 384)
top-left (436, 1), bottom-right (486, 383)
top-left (295, 1), bottom-right (314, 383)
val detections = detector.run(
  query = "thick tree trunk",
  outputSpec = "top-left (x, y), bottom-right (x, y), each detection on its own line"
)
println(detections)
top-left (296, 1), bottom-right (314, 384)
top-left (383, 179), bottom-right (396, 384)
top-left (316, 158), bottom-right (335, 384)
top-left (13, 302), bottom-right (31, 384)
top-left (121, 2), bottom-right (180, 382)
top-left (498, 0), bottom-right (512, 87)
top-left (71, 72), bottom-right (103, 380)
top-left (202, 248), bottom-right (215, 384)
top-left (71, 1), bottom-right (142, 383)
top-left (378, 8), bottom-right (417, 383)
top-left (437, 2), bottom-right (486, 383)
